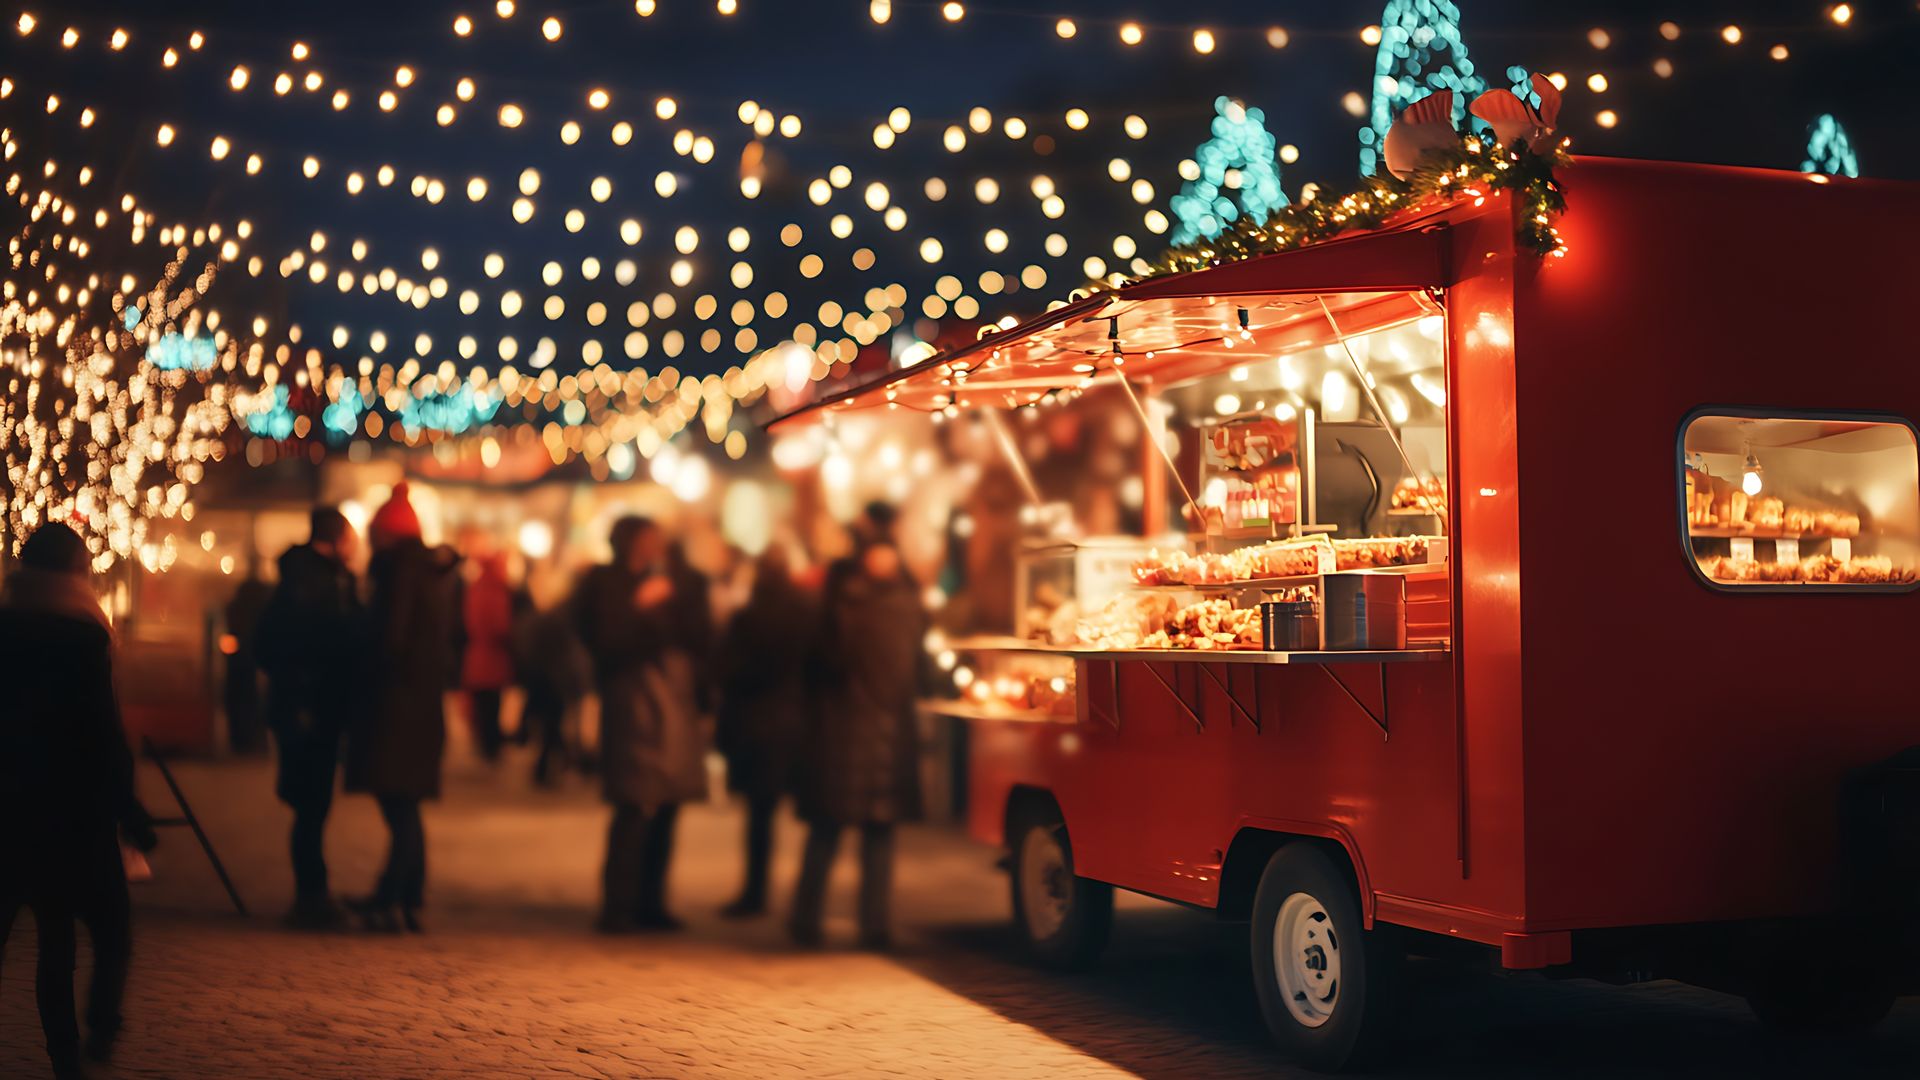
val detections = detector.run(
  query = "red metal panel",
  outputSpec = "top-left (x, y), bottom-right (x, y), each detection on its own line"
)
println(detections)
top-left (1116, 219), bottom-right (1453, 301)
top-left (1511, 158), bottom-right (1920, 930)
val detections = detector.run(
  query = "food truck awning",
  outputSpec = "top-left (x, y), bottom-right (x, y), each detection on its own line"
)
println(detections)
top-left (768, 220), bottom-right (1453, 429)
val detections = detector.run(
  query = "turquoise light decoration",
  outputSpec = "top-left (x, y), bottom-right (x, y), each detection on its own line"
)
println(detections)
top-left (1360, 0), bottom-right (1484, 176)
top-left (321, 381), bottom-right (364, 440)
top-left (122, 305), bottom-right (141, 331)
top-left (1169, 96), bottom-right (1287, 246)
top-left (145, 332), bottom-right (216, 371)
top-left (1802, 114), bottom-right (1859, 178)
top-left (1504, 65), bottom-right (1540, 109)
top-left (244, 385), bottom-right (296, 440)
top-left (399, 385), bottom-right (500, 435)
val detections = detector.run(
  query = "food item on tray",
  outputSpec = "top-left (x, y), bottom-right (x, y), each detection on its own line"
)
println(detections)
top-left (1332, 536), bottom-right (1435, 570)
top-left (1139, 598), bottom-right (1264, 650)
top-left (1132, 536), bottom-right (1336, 586)
top-left (1063, 593), bottom-right (1267, 650)
top-left (1069, 593), bottom-right (1180, 650)
top-left (1696, 553), bottom-right (1915, 585)
top-left (962, 669), bottom-right (1077, 718)
top-left (1687, 472), bottom-right (1861, 538)
top-left (1132, 535), bottom-right (1441, 585)
top-left (1391, 476), bottom-right (1447, 513)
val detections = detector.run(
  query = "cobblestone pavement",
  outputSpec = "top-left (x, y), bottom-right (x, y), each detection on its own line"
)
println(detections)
top-left (3, 743), bottom-right (1917, 1079)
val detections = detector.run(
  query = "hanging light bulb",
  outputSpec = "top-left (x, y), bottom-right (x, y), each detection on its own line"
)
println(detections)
top-left (1742, 446), bottom-right (1764, 496)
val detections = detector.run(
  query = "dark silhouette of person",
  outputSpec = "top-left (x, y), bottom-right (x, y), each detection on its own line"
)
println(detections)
top-left (254, 506), bottom-right (363, 928)
top-left (0, 522), bottom-right (157, 1078)
top-left (344, 483), bottom-right (458, 932)
top-left (716, 545), bottom-right (815, 918)
top-left (222, 563), bottom-right (274, 755)
top-left (513, 595), bottom-right (591, 788)
top-left (789, 503), bottom-right (926, 950)
top-left (573, 516), bottom-right (707, 932)
top-left (460, 551), bottom-right (515, 764)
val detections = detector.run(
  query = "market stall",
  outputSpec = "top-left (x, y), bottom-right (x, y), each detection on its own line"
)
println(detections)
top-left (772, 154), bottom-right (1920, 1069)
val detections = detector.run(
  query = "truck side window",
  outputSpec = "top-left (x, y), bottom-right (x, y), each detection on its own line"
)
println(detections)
top-left (1682, 411), bottom-right (1920, 590)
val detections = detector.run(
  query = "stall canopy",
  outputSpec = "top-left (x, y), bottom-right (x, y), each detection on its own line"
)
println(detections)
top-left (768, 220), bottom-right (1454, 429)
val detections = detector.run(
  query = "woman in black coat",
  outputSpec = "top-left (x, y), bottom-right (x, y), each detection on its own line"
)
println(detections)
top-left (715, 546), bottom-right (815, 917)
top-left (789, 505), bottom-right (926, 950)
top-left (574, 517), bottom-right (708, 932)
top-left (0, 523), bottom-right (155, 1077)
top-left (344, 484), bottom-right (459, 931)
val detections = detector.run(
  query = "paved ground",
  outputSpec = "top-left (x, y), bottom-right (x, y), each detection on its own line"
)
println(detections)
top-left (3, 738), bottom-right (1918, 1079)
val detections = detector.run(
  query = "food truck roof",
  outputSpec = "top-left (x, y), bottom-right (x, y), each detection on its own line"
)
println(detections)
top-left (766, 204), bottom-right (1458, 429)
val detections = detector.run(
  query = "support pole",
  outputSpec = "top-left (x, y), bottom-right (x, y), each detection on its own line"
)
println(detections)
top-left (1315, 296), bottom-right (1445, 520)
top-left (978, 407), bottom-right (1044, 508)
top-left (1114, 369), bottom-right (1205, 540)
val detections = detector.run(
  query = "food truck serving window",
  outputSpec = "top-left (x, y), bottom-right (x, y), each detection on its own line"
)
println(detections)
top-left (1681, 411), bottom-right (1920, 590)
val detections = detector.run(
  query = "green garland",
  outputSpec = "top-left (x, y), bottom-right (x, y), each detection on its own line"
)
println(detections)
top-left (1122, 136), bottom-right (1570, 285)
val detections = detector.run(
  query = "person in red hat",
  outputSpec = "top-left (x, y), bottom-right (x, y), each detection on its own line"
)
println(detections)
top-left (344, 482), bottom-right (460, 932)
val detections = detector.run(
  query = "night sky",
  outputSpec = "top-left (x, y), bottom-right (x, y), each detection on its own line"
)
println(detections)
top-left (5, 0), bottom-right (1913, 391)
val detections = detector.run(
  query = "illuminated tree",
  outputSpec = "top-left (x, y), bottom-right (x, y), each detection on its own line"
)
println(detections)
top-left (1170, 96), bottom-right (1287, 246)
top-left (1802, 114), bottom-right (1859, 178)
top-left (1360, 0), bottom-right (1484, 176)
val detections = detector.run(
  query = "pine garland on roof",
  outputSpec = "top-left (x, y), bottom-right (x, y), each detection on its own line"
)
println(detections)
top-left (1122, 134), bottom-right (1569, 286)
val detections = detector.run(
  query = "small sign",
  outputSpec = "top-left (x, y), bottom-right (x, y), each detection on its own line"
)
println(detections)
top-left (1775, 538), bottom-right (1799, 563)
top-left (1730, 537), bottom-right (1754, 562)
top-left (1831, 537), bottom-right (1852, 562)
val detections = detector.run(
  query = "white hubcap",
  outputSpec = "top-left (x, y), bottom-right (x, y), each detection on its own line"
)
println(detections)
top-left (1273, 892), bottom-right (1342, 1028)
top-left (1019, 826), bottom-right (1072, 941)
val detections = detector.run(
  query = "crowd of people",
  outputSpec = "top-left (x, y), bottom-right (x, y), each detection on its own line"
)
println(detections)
top-left (1, 486), bottom-right (929, 1076)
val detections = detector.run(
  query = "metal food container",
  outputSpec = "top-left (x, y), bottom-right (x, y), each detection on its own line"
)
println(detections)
top-left (1321, 574), bottom-right (1408, 650)
top-left (1261, 599), bottom-right (1321, 651)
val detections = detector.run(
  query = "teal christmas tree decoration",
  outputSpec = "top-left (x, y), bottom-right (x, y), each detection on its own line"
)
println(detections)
top-left (1505, 65), bottom-right (1541, 110)
top-left (1802, 114), bottom-right (1859, 178)
top-left (1169, 96), bottom-right (1287, 246)
top-left (1360, 0), bottom-right (1484, 176)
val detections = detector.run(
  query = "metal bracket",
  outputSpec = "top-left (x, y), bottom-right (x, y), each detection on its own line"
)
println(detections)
top-left (1198, 661), bottom-right (1260, 731)
top-left (1083, 659), bottom-right (1123, 730)
top-left (1318, 663), bottom-right (1389, 740)
top-left (1143, 661), bottom-right (1204, 732)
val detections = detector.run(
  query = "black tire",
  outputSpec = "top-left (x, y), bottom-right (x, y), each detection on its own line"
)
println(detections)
top-left (1008, 805), bottom-right (1113, 970)
top-left (1250, 844), bottom-right (1401, 1072)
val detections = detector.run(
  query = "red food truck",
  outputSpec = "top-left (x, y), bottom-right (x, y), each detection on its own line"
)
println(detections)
top-left (773, 157), bottom-right (1920, 1069)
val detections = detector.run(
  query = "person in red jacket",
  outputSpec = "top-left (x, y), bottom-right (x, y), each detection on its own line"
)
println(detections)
top-left (461, 551), bottom-right (515, 764)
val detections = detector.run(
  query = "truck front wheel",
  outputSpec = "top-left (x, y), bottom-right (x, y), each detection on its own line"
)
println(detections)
top-left (1251, 844), bottom-right (1400, 1072)
top-left (1008, 807), bottom-right (1112, 969)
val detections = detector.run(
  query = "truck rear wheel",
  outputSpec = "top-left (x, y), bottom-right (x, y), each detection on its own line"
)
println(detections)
top-left (1008, 807), bottom-right (1112, 969)
top-left (1251, 845), bottom-right (1400, 1072)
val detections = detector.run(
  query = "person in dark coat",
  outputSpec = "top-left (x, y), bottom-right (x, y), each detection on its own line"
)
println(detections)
top-left (789, 503), bottom-right (926, 950)
top-left (253, 507), bottom-right (362, 928)
top-left (460, 551), bottom-right (515, 764)
top-left (665, 539), bottom-right (716, 715)
top-left (344, 483), bottom-right (459, 932)
top-left (0, 523), bottom-right (157, 1078)
top-left (222, 568), bottom-right (273, 755)
top-left (716, 545), bottom-right (815, 918)
top-left (573, 516), bottom-right (707, 932)
top-left (514, 596), bottom-right (592, 787)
